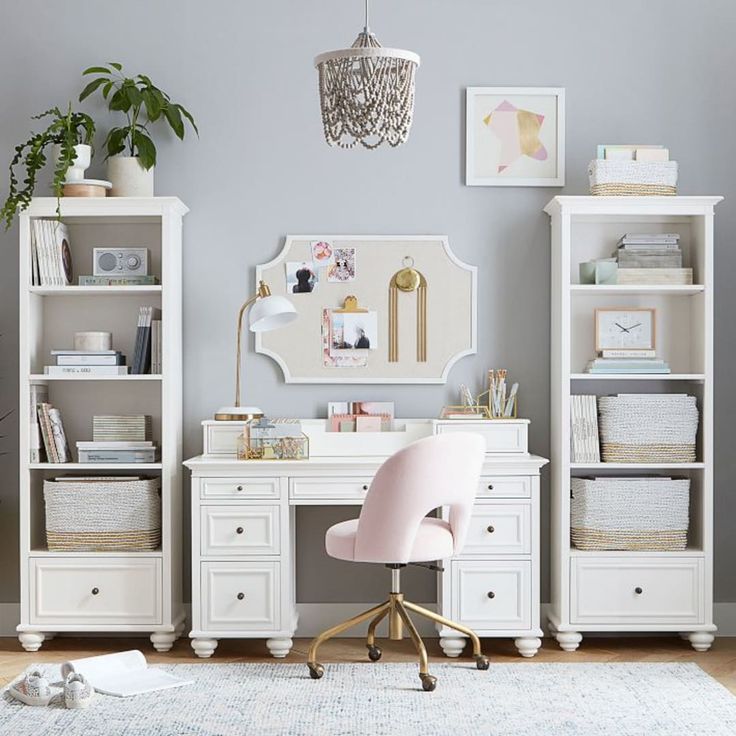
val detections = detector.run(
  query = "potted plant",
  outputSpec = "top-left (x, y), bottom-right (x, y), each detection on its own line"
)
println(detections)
top-left (0, 105), bottom-right (95, 229)
top-left (80, 63), bottom-right (198, 197)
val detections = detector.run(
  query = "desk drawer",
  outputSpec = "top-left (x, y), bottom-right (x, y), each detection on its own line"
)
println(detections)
top-left (462, 503), bottom-right (531, 555)
top-left (201, 477), bottom-right (280, 500)
top-left (452, 560), bottom-right (531, 630)
top-left (570, 557), bottom-right (703, 625)
top-left (289, 477), bottom-right (373, 502)
top-left (201, 561), bottom-right (280, 631)
top-left (201, 505), bottom-right (280, 556)
top-left (435, 421), bottom-right (527, 454)
top-left (29, 558), bottom-right (161, 625)
top-left (477, 476), bottom-right (531, 499)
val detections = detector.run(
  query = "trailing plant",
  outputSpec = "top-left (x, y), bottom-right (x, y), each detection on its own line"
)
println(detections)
top-left (80, 62), bottom-right (198, 170)
top-left (1, 105), bottom-right (95, 229)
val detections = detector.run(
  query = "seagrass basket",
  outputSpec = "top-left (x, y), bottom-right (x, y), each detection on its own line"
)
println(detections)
top-left (43, 477), bottom-right (161, 551)
top-left (588, 159), bottom-right (678, 196)
top-left (571, 477), bottom-right (689, 551)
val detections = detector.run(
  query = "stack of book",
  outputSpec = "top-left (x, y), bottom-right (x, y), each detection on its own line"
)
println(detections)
top-left (78, 414), bottom-right (157, 463)
top-left (79, 275), bottom-right (159, 286)
top-left (585, 349), bottom-right (671, 375)
top-left (31, 220), bottom-right (73, 286)
top-left (615, 234), bottom-right (693, 285)
top-left (36, 401), bottom-right (70, 463)
top-left (132, 306), bottom-right (162, 374)
top-left (45, 350), bottom-right (128, 377)
top-left (570, 395), bottom-right (600, 463)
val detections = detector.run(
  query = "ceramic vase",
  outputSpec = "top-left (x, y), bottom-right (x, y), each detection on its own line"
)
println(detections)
top-left (52, 143), bottom-right (92, 183)
top-left (107, 156), bottom-right (155, 197)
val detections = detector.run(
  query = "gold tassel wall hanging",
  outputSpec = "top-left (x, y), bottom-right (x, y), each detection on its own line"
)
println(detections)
top-left (388, 257), bottom-right (427, 362)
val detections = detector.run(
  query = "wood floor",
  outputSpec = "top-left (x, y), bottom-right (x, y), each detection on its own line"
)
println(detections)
top-left (2, 636), bottom-right (735, 693)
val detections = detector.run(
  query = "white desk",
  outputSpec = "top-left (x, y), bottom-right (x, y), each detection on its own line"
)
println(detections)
top-left (184, 419), bottom-right (548, 658)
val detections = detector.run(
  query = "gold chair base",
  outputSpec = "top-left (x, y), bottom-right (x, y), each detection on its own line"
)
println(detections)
top-left (306, 592), bottom-right (490, 691)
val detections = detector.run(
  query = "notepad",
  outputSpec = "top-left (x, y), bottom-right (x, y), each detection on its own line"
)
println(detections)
top-left (60, 650), bottom-right (193, 698)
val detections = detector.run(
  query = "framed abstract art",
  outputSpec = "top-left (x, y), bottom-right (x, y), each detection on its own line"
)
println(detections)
top-left (465, 87), bottom-right (565, 187)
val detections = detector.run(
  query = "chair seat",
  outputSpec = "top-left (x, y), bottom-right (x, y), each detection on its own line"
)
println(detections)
top-left (325, 517), bottom-right (454, 563)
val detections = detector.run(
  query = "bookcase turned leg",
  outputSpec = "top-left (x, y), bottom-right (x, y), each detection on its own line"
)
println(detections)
top-left (150, 631), bottom-right (177, 653)
top-left (19, 632), bottom-right (45, 652)
top-left (266, 638), bottom-right (293, 658)
top-left (688, 632), bottom-right (715, 652)
top-left (439, 636), bottom-right (466, 658)
top-left (514, 637), bottom-right (542, 658)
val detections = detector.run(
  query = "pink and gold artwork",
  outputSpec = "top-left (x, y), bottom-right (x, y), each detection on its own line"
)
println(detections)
top-left (483, 100), bottom-right (548, 173)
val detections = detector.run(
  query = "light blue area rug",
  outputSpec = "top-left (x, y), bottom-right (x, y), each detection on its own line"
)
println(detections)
top-left (2, 662), bottom-right (735, 735)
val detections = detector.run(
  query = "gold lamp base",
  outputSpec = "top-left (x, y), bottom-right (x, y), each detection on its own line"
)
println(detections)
top-left (213, 406), bottom-right (264, 422)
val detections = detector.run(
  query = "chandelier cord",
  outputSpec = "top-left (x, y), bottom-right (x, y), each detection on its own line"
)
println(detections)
top-left (364, 0), bottom-right (370, 33)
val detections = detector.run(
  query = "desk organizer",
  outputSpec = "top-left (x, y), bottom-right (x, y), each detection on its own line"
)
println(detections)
top-left (598, 395), bottom-right (698, 463)
top-left (571, 477), bottom-right (690, 551)
top-left (43, 477), bottom-right (161, 551)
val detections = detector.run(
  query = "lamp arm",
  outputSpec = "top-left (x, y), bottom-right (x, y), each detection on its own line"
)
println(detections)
top-left (234, 294), bottom-right (260, 408)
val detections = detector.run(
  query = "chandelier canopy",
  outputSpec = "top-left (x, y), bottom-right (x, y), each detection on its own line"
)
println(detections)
top-left (314, 1), bottom-right (420, 150)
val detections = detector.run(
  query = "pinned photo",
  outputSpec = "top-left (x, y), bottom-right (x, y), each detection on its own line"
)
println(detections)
top-left (311, 240), bottom-right (334, 267)
top-left (330, 311), bottom-right (377, 351)
top-left (286, 261), bottom-right (318, 294)
top-left (327, 247), bottom-right (356, 282)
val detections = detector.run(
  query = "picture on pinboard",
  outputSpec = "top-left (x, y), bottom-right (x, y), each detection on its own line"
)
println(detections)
top-left (466, 87), bottom-right (565, 186)
top-left (285, 261), bottom-right (318, 294)
top-left (311, 240), bottom-right (334, 267)
top-left (330, 311), bottom-right (378, 351)
top-left (327, 247), bottom-right (356, 282)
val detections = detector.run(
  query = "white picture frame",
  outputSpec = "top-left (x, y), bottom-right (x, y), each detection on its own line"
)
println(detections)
top-left (466, 86), bottom-right (565, 187)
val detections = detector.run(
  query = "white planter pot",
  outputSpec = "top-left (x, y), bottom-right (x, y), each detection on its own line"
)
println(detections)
top-left (107, 156), bottom-right (155, 197)
top-left (52, 143), bottom-right (92, 183)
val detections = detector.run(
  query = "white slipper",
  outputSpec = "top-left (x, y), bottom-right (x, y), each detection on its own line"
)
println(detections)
top-left (64, 672), bottom-right (94, 709)
top-left (9, 669), bottom-right (53, 706)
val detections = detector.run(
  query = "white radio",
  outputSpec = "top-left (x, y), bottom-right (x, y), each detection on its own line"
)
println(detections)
top-left (93, 248), bottom-right (149, 276)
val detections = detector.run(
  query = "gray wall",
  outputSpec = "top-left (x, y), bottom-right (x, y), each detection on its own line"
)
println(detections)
top-left (1, 0), bottom-right (735, 606)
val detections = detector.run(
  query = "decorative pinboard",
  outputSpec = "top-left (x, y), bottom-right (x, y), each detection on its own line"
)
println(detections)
top-left (255, 235), bottom-right (477, 384)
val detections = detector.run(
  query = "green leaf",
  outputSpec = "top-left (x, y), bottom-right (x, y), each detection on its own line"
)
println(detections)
top-left (125, 84), bottom-right (143, 109)
top-left (134, 132), bottom-right (156, 169)
top-left (102, 80), bottom-right (114, 99)
top-left (104, 127), bottom-right (128, 158)
top-left (109, 87), bottom-right (131, 112)
top-left (79, 77), bottom-right (107, 101)
top-left (142, 89), bottom-right (161, 121)
top-left (163, 103), bottom-right (184, 139)
top-left (176, 104), bottom-right (198, 135)
top-left (109, 61), bottom-right (123, 71)
top-left (83, 66), bottom-right (111, 76)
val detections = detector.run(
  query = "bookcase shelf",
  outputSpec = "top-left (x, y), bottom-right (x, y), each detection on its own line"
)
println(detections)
top-left (545, 195), bottom-right (721, 652)
top-left (18, 197), bottom-right (187, 653)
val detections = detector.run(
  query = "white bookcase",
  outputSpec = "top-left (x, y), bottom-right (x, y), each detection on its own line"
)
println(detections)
top-left (17, 197), bottom-right (188, 652)
top-left (544, 195), bottom-right (722, 652)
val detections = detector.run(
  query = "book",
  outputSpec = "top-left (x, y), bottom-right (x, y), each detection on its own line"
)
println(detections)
top-left (570, 395), bottom-right (600, 463)
top-left (60, 650), bottom-right (192, 698)
top-left (151, 319), bottom-right (161, 374)
top-left (616, 268), bottom-right (693, 285)
top-left (618, 233), bottom-right (679, 245)
top-left (617, 252), bottom-right (682, 269)
top-left (77, 449), bottom-right (158, 463)
top-left (596, 144), bottom-right (665, 161)
top-left (49, 221), bottom-right (73, 285)
top-left (29, 383), bottom-right (49, 462)
top-left (76, 441), bottom-right (154, 450)
top-left (56, 352), bottom-right (125, 366)
top-left (30, 222), bottom-right (40, 286)
top-left (44, 365), bottom-right (130, 376)
top-left (635, 148), bottom-right (670, 162)
top-left (48, 407), bottom-right (70, 462)
top-left (600, 349), bottom-right (656, 359)
top-left (78, 275), bottom-right (160, 286)
top-left (132, 306), bottom-right (161, 374)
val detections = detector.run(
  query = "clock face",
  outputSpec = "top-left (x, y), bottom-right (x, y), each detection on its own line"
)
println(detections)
top-left (595, 309), bottom-right (655, 351)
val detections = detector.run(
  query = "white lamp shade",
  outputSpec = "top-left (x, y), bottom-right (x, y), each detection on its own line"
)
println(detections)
top-left (248, 294), bottom-right (298, 332)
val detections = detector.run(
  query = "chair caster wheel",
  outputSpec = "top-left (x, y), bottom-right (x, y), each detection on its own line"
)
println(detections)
top-left (367, 645), bottom-right (382, 662)
top-left (308, 662), bottom-right (324, 680)
top-left (475, 655), bottom-right (490, 670)
top-left (420, 674), bottom-right (437, 692)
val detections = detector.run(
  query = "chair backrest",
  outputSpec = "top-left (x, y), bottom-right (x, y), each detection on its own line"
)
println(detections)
top-left (353, 433), bottom-right (486, 563)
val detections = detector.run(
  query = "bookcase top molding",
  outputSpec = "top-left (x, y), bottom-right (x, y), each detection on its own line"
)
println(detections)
top-left (544, 195), bottom-right (723, 216)
top-left (23, 197), bottom-right (189, 219)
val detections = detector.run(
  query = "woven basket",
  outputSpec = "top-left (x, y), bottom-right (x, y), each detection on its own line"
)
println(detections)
top-left (598, 395), bottom-right (698, 463)
top-left (571, 477), bottom-right (689, 551)
top-left (588, 160), bottom-right (678, 196)
top-left (44, 477), bottom-right (161, 551)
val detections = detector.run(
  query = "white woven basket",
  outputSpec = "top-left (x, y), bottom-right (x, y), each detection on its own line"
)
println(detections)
top-left (571, 477), bottom-right (689, 551)
top-left (588, 159), bottom-right (678, 196)
top-left (598, 395), bottom-right (698, 463)
top-left (44, 477), bottom-right (161, 551)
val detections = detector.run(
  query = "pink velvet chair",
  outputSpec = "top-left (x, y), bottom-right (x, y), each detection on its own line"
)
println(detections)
top-left (307, 433), bottom-right (489, 691)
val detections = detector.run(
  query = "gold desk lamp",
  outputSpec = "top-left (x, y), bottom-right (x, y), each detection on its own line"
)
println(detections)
top-left (214, 280), bottom-right (297, 421)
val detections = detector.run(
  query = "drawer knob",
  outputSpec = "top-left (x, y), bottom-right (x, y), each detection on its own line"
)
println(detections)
top-left (362, 485), bottom-right (369, 491)
top-left (237, 592), bottom-right (245, 601)
top-left (91, 587), bottom-right (99, 596)
top-left (236, 485), bottom-right (244, 491)
top-left (487, 591), bottom-right (495, 599)
top-left (236, 526), bottom-right (244, 535)
top-left (486, 525), bottom-right (495, 534)
top-left (487, 484), bottom-right (494, 491)
top-left (635, 587), bottom-right (643, 595)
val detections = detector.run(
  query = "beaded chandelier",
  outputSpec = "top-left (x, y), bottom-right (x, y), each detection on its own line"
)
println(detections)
top-left (314, 0), bottom-right (420, 150)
